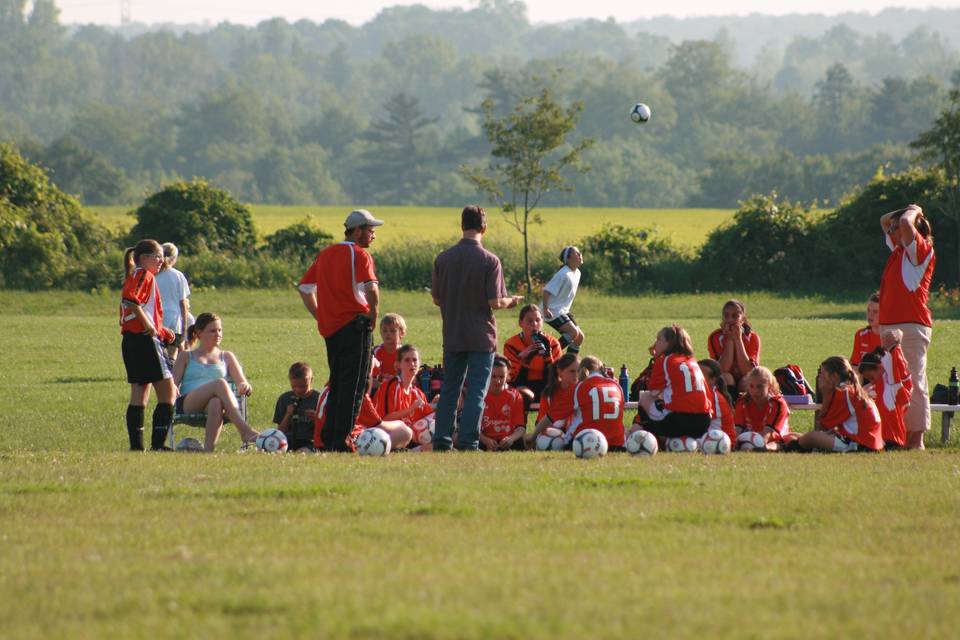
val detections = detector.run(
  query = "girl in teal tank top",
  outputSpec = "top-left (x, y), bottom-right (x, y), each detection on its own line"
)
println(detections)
top-left (171, 313), bottom-right (259, 451)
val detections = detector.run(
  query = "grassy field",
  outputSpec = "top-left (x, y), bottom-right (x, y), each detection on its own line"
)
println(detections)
top-left (2, 289), bottom-right (960, 638)
top-left (90, 205), bottom-right (735, 250)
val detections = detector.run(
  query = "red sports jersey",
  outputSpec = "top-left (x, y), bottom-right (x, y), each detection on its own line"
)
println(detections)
top-left (374, 377), bottom-right (434, 427)
top-left (503, 333), bottom-right (563, 383)
top-left (481, 388), bottom-right (526, 442)
top-left (568, 373), bottom-right (625, 446)
top-left (372, 344), bottom-right (399, 379)
top-left (120, 267), bottom-right (164, 334)
top-left (879, 234), bottom-right (935, 327)
top-left (850, 327), bottom-right (882, 367)
top-left (733, 395), bottom-right (791, 439)
top-left (646, 354), bottom-right (712, 414)
top-left (313, 384), bottom-right (383, 449)
top-left (708, 389), bottom-right (737, 444)
top-left (819, 384), bottom-right (883, 451)
top-left (871, 345), bottom-right (912, 447)
top-left (537, 385), bottom-right (576, 423)
top-left (298, 242), bottom-right (378, 338)
top-left (706, 328), bottom-right (761, 374)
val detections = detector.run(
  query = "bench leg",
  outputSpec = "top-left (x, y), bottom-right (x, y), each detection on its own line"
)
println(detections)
top-left (942, 411), bottom-right (953, 445)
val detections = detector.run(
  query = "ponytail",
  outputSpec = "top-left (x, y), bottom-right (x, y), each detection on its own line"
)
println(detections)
top-left (185, 312), bottom-right (220, 350)
top-left (124, 239), bottom-right (163, 279)
top-left (543, 352), bottom-right (579, 400)
top-left (123, 248), bottom-right (136, 278)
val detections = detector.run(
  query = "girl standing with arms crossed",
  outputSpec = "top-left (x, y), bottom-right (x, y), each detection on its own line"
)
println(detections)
top-left (120, 240), bottom-right (177, 451)
top-left (879, 204), bottom-right (935, 449)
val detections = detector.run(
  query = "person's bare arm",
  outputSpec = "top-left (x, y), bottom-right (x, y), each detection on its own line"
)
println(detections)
top-left (298, 289), bottom-right (318, 320)
top-left (489, 295), bottom-right (524, 310)
top-left (542, 290), bottom-right (553, 319)
top-left (363, 282), bottom-right (379, 328)
top-left (898, 205), bottom-right (921, 248)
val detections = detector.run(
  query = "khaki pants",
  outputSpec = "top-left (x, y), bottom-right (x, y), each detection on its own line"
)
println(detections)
top-left (881, 323), bottom-right (932, 432)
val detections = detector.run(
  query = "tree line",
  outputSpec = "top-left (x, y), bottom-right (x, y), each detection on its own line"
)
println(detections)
top-left (1, 0), bottom-right (960, 208)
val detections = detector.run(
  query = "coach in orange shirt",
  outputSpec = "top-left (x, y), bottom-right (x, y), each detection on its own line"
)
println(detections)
top-left (298, 210), bottom-right (382, 452)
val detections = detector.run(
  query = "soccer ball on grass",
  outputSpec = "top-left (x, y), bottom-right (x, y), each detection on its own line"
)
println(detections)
top-left (356, 427), bottom-right (392, 456)
top-left (573, 429), bottom-right (608, 459)
top-left (255, 428), bottom-right (288, 453)
top-left (625, 429), bottom-right (658, 456)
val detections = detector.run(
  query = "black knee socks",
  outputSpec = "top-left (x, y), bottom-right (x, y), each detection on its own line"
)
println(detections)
top-left (126, 405), bottom-right (145, 451)
top-left (151, 403), bottom-right (173, 450)
top-left (559, 334), bottom-right (571, 348)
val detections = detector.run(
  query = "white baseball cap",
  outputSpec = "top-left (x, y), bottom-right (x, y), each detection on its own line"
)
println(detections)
top-left (344, 209), bottom-right (384, 230)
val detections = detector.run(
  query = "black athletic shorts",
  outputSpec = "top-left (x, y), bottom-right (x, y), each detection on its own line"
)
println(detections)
top-left (122, 332), bottom-right (172, 385)
top-left (287, 437), bottom-right (316, 452)
top-left (546, 313), bottom-right (577, 331)
top-left (643, 412), bottom-right (710, 439)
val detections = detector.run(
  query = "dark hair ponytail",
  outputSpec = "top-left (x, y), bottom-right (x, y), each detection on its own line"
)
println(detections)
top-left (123, 239), bottom-right (162, 279)
top-left (542, 352), bottom-right (580, 400)
top-left (185, 312), bottom-right (220, 349)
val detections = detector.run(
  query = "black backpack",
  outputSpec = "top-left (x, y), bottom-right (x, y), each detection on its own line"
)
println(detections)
top-left (774, 365), bottom-right (814, 397)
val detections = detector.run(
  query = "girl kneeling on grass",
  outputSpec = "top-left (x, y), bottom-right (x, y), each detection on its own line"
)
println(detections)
top-left (734, 367), bottom-right (796, 451)
top-left (798, 357), bottom-right (883, 453)
top-left (374, 344), bottom-right (435, 450)
top-left (632, 325), bottom-right (712, 445)
top-left (563, 356), bottom-right (626, 450)
top-left (120, 239), bottom-right (178, 451)
top-left (172, 313), bottom-right (259, 452)
top-left (525, 353), bottom-right (580, 448)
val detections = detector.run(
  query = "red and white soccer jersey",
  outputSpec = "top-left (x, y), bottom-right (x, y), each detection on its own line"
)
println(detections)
top-left (298, 242), bottom-right (378, 338)
top-left (481, 388), bottom-right (526, 442)
top-left (313, 384), bottom-right (383, 449)
top-left (373, 377), bottom-right (434, 427)
top-left (567, 372), bottom-right (625, 446)
top-left (646, 354), bottom-right (712, 414)
top-left (819, 384), bottom-right (883, 451)
top-left (871, 345), bottom-right (912, 447)
top-left (850, 327), bottom-right (882, 367)
top-left (879, 234), bottom-right (935, 327)
top-left (708, 389), bottom-right (737, 444)
top-left (733, 395), bottom-right (791, 440)
top-left (706, 329), bottom-right (761, 372)
top-left (502, 333), bottom-right (563, 383)
top-left (120, 267), bottom-right (164, 334)
top-left (537, 384), bottom-right (576, 423)
top-left (371, 344), bottom-right (399, 380)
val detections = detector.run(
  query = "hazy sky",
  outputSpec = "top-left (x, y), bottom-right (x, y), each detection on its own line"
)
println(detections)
top-left (54, 1), bottom-right (960, 27)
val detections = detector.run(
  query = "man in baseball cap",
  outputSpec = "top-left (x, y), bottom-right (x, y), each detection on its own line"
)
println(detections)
top-left (344, 209), bottom-right (384, 230)
top-left (297, 209), bottom-right (383, 451)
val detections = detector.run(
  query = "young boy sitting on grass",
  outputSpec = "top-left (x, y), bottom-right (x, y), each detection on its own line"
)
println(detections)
top-left (273, 362), bottom-right (322, 453)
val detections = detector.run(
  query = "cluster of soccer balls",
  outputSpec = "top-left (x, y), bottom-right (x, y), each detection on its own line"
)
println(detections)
top-left (539, 427), bottom-right (749, 459)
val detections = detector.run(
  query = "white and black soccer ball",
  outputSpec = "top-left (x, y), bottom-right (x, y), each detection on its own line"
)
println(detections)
top-left (175, 437), bottom-right (203, 452)
top-left (666, 436), bottom-right (699, 453)
top-left (630, 102), bottom-right (652, 123)
top-left (536, 426), bottom-right (566, 451)
top-left (625, 429), bottom-right (658, 456)
top-left (356, 427), bottom-right (391, 456)
top-left (573, 429), bottom-right (608, 459)
top-left (700, 429), bottom-right (731, 455)
top-left (737, 431), bottom-right (767, 451)
top-left (412, 416), bottom-right (435, 445)
top-left (255, 428), bottom-right (289, 453)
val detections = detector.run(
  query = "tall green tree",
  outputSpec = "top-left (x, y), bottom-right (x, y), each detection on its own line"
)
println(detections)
top-left (912, 88), bottom-right (960, 281)
top-left (461, 87), bottom-right (593, 294)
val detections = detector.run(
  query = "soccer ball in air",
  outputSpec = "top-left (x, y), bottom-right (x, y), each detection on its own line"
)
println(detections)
top-left (625, 429), bottom-right (658, 456)
top-left (255, 428), bottom-right (289, 453)
top-left (737, 431), bottom-right (767, 451)
top-left (536, 426), bottom-right (566, 451)
top-left (356, 427), bottom-right (392, 456)
top-left (666, 436), bottom-right (699, 453)
top-left (573, 429), bottom-right (608, 459)
top-left (700, 429), bottom-right (732, 455)
top-left (630, 102), bottom-right (652, 123)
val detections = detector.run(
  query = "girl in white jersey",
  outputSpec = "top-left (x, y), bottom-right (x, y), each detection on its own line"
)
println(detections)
top-left (542, 246), bottom-right (584, 353)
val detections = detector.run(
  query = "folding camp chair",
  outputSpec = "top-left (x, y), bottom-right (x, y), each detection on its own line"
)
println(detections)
top-left (168, 380), bottom-right (248, 449)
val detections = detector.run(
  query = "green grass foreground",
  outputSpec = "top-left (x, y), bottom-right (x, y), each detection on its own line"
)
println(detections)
top-left (2, 289), bottom-right (960, 638)
top-left (90, 205), bottom-right (735, 249)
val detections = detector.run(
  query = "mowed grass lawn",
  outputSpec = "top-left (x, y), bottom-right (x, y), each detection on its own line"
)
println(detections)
top-left (90, 205), bottom-right (734, 250)
top-left (2, 289), bottom-right (960, 638)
